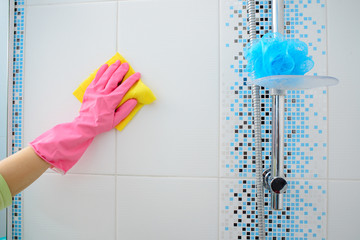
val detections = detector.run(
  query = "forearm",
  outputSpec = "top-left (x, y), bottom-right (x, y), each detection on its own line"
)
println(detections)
top-left (0, 146), bottom-right (50, 196)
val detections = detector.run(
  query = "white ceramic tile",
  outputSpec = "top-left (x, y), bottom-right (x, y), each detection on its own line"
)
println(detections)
top-left (23, 3), bottom-right (118, 174)
top-left (327, 0), bottom-right (360, 179)
top-left (116, 0), bottom-right (219, 177)
top-left (328, 180), bottom-right (360, 240)
top-left (116, 176), bottom-right (218, 240)
top-left (23, 173), bottom-right (116, 240)
top-left (26, 0), bottom-right (116, 5)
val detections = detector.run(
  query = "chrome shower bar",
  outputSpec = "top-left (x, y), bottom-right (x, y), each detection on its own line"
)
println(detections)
top-left (263, 89), bottom-right (288, 210)
top-left (272, 0), bottom-right (284, 33)
top-left (262, 0), bottom-right (288, 210)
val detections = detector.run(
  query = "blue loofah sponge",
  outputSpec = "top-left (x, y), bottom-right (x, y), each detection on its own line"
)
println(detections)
top-left (244, 32), bottom-right (314, 79)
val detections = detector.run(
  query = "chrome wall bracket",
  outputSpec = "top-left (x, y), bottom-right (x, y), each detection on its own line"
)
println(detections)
top-left (263, 169), bottom-right (288, 210)
top-left (264, 89), bottom-right (288, 210)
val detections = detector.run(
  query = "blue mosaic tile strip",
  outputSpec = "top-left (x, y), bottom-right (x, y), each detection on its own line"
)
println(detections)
top-left (220, 0), bottom-right (327, 179)
top-left (220, 0), bottom-right (328, 238)
top-left (283, 0), bottom-right (328, 179)
top-left (220, 0), bottom-right (273, 178)
top-left (221, 179), bottom-right (327, 239)
top-left (11, 0), bottom-right (25, 239)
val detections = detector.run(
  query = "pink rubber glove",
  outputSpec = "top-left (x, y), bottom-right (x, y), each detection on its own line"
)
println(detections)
top-left (30, 60), bottom-right (140, 174)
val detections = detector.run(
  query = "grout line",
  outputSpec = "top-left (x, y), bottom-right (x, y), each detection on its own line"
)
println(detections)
top-left (217, 0), bottom-right (221, 239)
top-left (115, 1), bottom-right (119, 239)
top-left (115, 0), bottom-right (118, 52)
top-left (60, 172), bottom-right (360, 181)
top-left (24, 0), bottom-right (117, 7)
top-left (327, 178), bottom-right (360, 182)
top-left (114, 170), bottom-right (117, 240)
top-left (65, 172), bottom-right (221, 179)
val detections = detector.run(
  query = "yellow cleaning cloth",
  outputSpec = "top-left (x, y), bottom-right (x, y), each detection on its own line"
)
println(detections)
top-left (73, 53), bottom-right (156, 131)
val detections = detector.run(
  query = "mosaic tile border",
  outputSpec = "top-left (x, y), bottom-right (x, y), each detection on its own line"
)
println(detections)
top-left (220, 0), bottom-right (328, 179)
top-left (220, 0), bottom-right (328, 239)
top-left (11, 0), bottom-right (25, 239)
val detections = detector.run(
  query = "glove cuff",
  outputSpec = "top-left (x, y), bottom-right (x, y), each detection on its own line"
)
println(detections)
top-left (30, 121), bottom-right (95, 174)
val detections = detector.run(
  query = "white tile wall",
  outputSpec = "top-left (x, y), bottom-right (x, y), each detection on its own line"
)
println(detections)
top-left (328, 180), bottom-right (360, 240)
top-left (23, 0), bottom-right (220, 239)
top-left (327, 1), bottom-right (360, 239)
top-left (20, 0), bottom-right (360, 239)
top-left (116, 0), bottom-right (219, 177)
top-left (23, 2), bottom-right (118, 174)
top-left (23, 173), bottom-right (116, 240)
top-left (328, 0), bottom-right (360, 179)
top-left (116, 176), bottom-right (218, 240)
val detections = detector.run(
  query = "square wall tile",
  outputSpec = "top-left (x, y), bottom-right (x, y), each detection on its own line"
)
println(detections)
top-left (24, 173), bottom-right (116, 240)
top-left (26, 0), bottom-right (115, 5)
top-left (116, 0), bottom-right (219, 177)
top-left (328, 180), bottom-right (360, 240)
top-left (328, 0), bottom-right (360, 179)
top-left (23, 3), bottom-right (118, 174)
top-left (116, 176), bottom-right (218, 240)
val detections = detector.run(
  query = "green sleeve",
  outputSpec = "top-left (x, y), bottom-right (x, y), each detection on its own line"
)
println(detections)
top-left (0, 174), bottom-right (12, 210)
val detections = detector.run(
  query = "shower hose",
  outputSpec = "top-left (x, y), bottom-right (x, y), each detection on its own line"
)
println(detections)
top-left (246, 0), bottom-right (266, 239)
